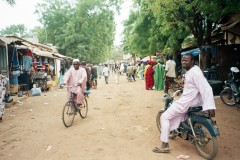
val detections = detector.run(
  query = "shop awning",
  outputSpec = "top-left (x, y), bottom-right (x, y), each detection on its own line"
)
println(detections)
top-left (0, 37), bottom-right (25, 46)
top-left (52, 53), bottom-right (74, 60)
top-left (4, 35), bottom-right (56, 52)
top-left (32, 48), bottom-right (55, 58)
top-left (181, 48), bottom-right (200, 57)
top-left (52, 53), bottom-right (67, 58)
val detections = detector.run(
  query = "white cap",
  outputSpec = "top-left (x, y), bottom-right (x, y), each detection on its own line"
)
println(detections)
top-left (73, 59), bottom-right (80, 63)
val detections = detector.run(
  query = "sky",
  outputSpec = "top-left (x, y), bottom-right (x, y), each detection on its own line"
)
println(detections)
top-left (0, 0), bottom-right (133, 46)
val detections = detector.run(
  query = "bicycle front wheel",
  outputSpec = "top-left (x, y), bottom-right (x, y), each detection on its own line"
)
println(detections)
top-left (79, 97), bottom-right (88, 118)
top-left (62, 101), bottom-right (76, 127)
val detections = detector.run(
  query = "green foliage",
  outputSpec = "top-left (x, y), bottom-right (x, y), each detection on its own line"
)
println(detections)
top-left (123, 0), bottom-right (240, 58)
top-left (34, 0), bottom-right (119, 63)
top-left (123, 0), bottom-right (190, 57)
top-left (2, 0), bottom-right (15, 5)
top-left (195, 0), bottom-right (240, 21)
top-left (0, 24), bottom-right (31, 38)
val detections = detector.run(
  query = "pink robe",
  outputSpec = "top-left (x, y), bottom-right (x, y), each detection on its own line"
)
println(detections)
top-left (160, 65), bottom-right (216, 143)
top-left (63, 67), bottom-right (87, 104)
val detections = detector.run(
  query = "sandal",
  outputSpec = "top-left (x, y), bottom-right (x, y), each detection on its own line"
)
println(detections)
top-left (76, 104), bottom-right (83, 109)
top-left (152, 147), bottom-right (170, 153)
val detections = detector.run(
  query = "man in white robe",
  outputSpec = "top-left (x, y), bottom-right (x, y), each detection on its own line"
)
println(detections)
top-left (153, 53), bottom-right (216, 153)
top-left (62, 59), bottom-right (87, 108)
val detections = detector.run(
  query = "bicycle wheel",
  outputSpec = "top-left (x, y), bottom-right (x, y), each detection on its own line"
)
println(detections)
top-left (156, 111), bottom-right (177, 139)
top-left (194, 123), bottom-right (218, 160)
top-left (62, 101), bottom-right (76, 127)
top-left (220, 88), bottom-right (237, 106)
top-left (79, 97), bottom-right (88, 118)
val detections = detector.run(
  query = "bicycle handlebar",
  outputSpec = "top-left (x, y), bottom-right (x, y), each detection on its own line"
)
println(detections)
top-left (60, 84), bottom-right (73, 88)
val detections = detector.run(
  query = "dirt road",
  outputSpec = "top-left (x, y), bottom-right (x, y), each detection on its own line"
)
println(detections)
top-left (0, 73), bottom-right (239, 160)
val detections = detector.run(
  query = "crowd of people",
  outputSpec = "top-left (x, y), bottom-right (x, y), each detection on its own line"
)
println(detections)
top-left (60, 54), bottom-right (181, 94)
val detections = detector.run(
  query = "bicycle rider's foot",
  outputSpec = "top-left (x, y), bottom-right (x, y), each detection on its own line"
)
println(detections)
top-left (77, 104), bottom-right (83, 109)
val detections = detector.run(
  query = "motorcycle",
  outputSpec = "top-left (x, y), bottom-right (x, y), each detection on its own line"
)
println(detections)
top-left (156, 90), bottom-right (220, 160)
top-left (203, 65), bottom-right (218, 80)
top-left (220, 67), bottom-right (240, 107)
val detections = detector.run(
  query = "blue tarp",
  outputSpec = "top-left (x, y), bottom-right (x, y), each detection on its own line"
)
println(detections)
top-left (181, 48), bottom-right (200, 57)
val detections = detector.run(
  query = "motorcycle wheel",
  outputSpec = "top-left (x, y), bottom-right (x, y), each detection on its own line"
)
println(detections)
top-left (193, 123), bottom-right (218, 160)
top-left (156, 111), bottom-right (177, 139)
top-left (220, 88), bottom-right (237, 106)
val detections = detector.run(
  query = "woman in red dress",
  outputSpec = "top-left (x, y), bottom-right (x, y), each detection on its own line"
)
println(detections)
top-left (145, 61), bottom-right (155, 90)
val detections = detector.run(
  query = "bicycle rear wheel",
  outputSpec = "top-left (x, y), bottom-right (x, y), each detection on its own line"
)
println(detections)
top-left (79, 97), bottom-right (88, 118)
top-left (62, 101), bottom-right (76, 127)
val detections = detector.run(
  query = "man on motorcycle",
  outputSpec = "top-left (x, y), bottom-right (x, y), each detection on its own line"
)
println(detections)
top-left (153, 53), bottom-right (216, 153)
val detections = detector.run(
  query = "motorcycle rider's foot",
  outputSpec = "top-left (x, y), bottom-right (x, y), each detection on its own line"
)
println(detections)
top-left (152, 143), bottom-right (170, 153)
top-left (162, 142), bottom-right (169, 149)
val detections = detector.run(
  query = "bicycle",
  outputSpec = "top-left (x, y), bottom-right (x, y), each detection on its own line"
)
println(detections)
top-left (61, 85), bottom-right (88, 128)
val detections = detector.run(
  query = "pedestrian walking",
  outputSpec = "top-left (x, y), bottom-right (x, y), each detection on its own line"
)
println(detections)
top-left (102, 64), bottom-right (110, 84)
top-left (153, 59), bottom-right (164, 90)
top-left (164, 55), bottom-right (176, 94)
top-left (145, 61), bottom-right (154, 90)
top-left (115, 65), bottom-right (121, 84)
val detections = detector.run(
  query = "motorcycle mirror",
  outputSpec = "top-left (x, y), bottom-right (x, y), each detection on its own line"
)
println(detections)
top-left (230, 67), bottom-right (239, 73)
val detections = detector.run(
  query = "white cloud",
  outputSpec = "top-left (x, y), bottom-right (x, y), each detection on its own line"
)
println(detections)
top-left (0, 0), bottom-right (132, 46)
top-left (0, 0), bottom-right (41, 30)
top-left (114, 0), bottom-right (133, 46)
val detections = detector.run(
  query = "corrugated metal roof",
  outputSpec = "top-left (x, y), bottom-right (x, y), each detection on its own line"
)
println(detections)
top-left (32, 48), bottom-right (55, 58)
top-left (5, 35), bottom-right (55, 52)
top-left (1, 35), bottom-right (74, 60)
top-left (0, 37), bottom-right (24, 45)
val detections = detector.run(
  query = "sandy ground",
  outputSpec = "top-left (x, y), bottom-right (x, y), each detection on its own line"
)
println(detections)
top-left (0, 73), bottom-right (239, 160)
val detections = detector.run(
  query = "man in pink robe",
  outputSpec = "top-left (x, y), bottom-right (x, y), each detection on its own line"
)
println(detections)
top-left (62, 59), bottom-right (87, 107)
top-left (153, 53), bottom-right (216, 153)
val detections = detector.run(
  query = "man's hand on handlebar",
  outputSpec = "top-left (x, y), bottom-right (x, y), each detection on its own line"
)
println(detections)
top-left (60, 83), bottom-right (66, 89)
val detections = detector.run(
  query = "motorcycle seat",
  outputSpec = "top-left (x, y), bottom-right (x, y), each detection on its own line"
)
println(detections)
top-left (188, 106), bottom-right (202, 113)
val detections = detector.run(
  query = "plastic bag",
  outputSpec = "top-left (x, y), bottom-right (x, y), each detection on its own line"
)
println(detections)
top-left (31, 88), bottom-right (41, 96)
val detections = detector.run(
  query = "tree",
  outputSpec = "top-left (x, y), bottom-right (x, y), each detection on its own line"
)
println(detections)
top-left (123, 0), bottom-right (240, 68)
top-left (35, 0), bottom-right (120, 63)
top-left (1, 0), bottom-right (15, 5)
top-left (123, 0), bottom-right (190, 57)
top-left (0, 24), bottom-right (31, 38)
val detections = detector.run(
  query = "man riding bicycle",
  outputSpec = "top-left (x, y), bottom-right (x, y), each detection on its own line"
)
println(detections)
top-left (62, 59), bottom-right (87, 109)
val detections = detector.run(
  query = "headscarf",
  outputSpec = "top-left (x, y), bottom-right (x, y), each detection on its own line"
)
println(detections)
top-left (157, 59), bottom-right (161, 63)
